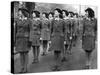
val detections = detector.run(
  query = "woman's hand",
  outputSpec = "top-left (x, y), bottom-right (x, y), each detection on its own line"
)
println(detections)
top-left (64, 41), bottom-right (66, 44)
top-left (40, 38), bottom-right (43, 40)
top-left (70, 36), bottom-right (72, 40)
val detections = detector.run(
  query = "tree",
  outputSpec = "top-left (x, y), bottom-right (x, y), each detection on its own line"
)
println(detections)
top-left (25, 2), bottom-right (35, 18)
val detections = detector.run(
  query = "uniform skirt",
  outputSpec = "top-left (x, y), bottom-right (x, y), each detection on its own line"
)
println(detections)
top-left (50, 34), bottom-right (64, 52)
top-left (82, 35), bottom-right (95, 51)
top-left (41, 29), bottom-right (50, 40)
top-left (16, 37), bottom-right (31, 52)
top-left (65, 33), bottom-right (72, 45)
top-left (29, 31), bottom-right (40, 46)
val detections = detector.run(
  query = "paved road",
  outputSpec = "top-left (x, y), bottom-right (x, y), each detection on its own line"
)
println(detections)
top-left (14, 38), bottom-right (97, 73)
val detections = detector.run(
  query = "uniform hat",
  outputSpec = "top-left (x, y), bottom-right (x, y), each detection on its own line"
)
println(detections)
top-left (18, 8), bottom-right (29, 17)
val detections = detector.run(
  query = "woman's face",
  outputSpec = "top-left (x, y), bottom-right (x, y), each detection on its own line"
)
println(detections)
top-left (42, 14), bottom-right (46, 18)
top-left (62, 11), bottom-right (66, 17)
top-left (68, 13), bottom-right (71, 17)
top-left (74, 15), bottom-right (77, 18)
top-left (32, 12), bottom-right (36, 18)
top-left (49, 14), bottom-right (53, 20)
top-left (85, 11), bottom-right (88, 18)
top-left (18, 10), bottom-right (23, 18)
top-left (54, 10), bottom-right (59, 17)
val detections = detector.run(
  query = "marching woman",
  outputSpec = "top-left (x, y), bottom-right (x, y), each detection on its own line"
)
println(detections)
top-left (62, 10), bottom-right (71, 62)
top-left (50, 8), bottom-right (65, 71)
top-left (73, 13), bottom-right (80, 46)
top-left (82, 8), bottom-right (97, 69)
top-left (48, 12), bottom-right (54, 51)
top-left (15, 8), bottom-right (31, 73)
top-left (29, 10), bottom-right (41, 63)
top-left (41, 12), bottom-right (50, 56)
top-left (67, 11), bottom-right (76, 54)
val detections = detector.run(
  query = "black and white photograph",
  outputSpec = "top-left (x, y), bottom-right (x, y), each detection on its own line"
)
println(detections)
top-left (11, 1), bottom-right (97, 74)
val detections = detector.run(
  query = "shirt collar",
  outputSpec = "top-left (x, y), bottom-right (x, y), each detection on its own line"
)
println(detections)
top-left (63, 17), bottom-right (69, 20)
top-left (33, 18), bottom-right (40, 21)
top-left (19, 17), bottom-right (27, 20)
top-left (54, 17), bottom-right (61, 20)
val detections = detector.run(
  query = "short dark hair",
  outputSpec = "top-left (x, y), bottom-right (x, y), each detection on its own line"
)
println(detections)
top-left (85, 7), bottom-right (95, 18)
top-left (54, 8), bottom-right (62, 18)
top-left (42, 12), bottom-right (48, 18)
top-left (62, 10), bottom-right (69, 16)
top-left (31, 10), bottom-right (40, 18)
top-left (74, 13), bottom-right (78, 18)
top-left (68, 11), bottom-right (74, 17)
top-left (18, 8), bottom-right (29, 17)
top-left (49, 12), bottom-right (54, 17)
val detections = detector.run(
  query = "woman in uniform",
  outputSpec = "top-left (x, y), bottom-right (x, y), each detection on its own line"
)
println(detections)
top-left (67, 11), bottom-right (77, 54)
top-left (73, 13), bottom-right (79, 46)
top-left (48, 12), bottom-right (54, 51)
top-left (15, 8), bottom-right (31, 73)
top-left (29, 10), bottom-right (41, 63)
top-left (41, 12), bottom-right (50, 56)
top-left (62, 10), bottom-right (71, 62)
top-left (82, 8), bottom-right (97, 69)
top-left (50, 8), bottom-right (65, 71)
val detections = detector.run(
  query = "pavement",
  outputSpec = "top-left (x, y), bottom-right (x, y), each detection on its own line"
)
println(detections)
top-left (14, 38), bottom-right (97, 73)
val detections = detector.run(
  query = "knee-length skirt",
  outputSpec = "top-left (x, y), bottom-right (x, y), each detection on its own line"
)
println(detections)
top-left (82, 35), bottom-right (95, 51)
top-left (50, 35), bottom-right (64, 52)
top-left (65, 33), bottom-right (71, 45)
top-left (16, 37), bottom-right (31, 52)
top-left (29, 31), bottom-right (40, 46)
top-left (41, 29), bottom-right (50, 41)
